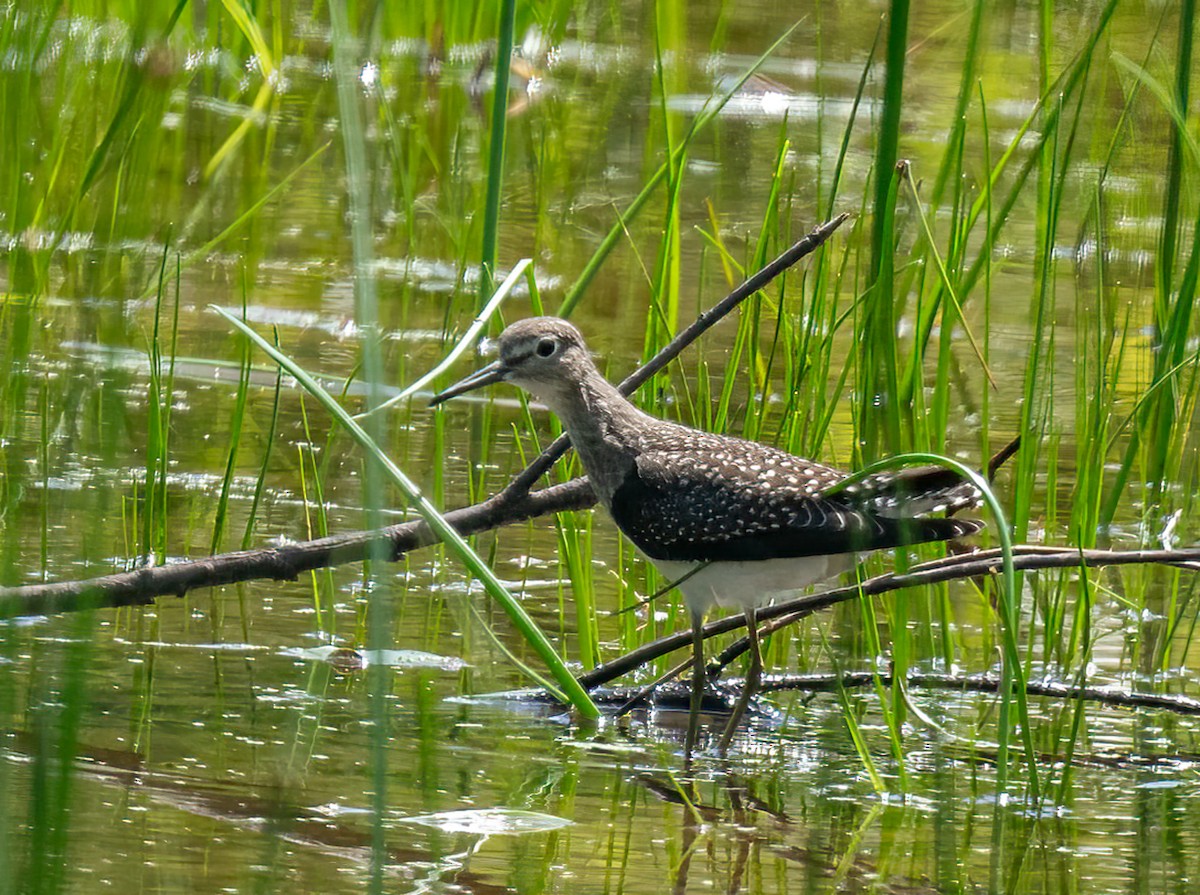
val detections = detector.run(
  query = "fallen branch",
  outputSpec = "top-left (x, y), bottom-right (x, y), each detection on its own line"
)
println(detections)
top-left (0, 215), bottom-right (850, 618)
top-left (0, 480), bottom-right (596, 618)
top-left (576, 545), bottom-right (1200, 690)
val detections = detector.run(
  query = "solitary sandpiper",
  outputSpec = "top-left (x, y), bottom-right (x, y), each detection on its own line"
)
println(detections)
top-left (431, 317), bottom-right (987, 755)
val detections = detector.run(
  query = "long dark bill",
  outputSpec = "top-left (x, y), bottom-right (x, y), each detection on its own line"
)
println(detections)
top-left (429, 360), bottom-right (509, 407)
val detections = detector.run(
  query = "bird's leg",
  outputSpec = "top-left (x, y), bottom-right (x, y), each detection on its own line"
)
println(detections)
top-left (717, 605), bottom-right (762, 756)
top-left (684, 609), bottom-right (705, 761)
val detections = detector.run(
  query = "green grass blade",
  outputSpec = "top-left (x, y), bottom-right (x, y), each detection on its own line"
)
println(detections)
top-left (556, 19), bottom-right (803, 317)
top-left (478, 0), bottom-right (518, 305)
top-left (172, 142), bottom-right (330, 292)
top-left (902, 166), bottom-right (996, 389)
top-left (212, 278), bottom-right (253, 556)
top-left (242, 332), bottom-right (284, 551)
top-left (361, 258), bottom-right (530, 418)
top-left (212, 306), bottom-right (600, 719)
top-left (870, 0), bottom-right (909, 284)
top-left (826, 452), bottom-right (1034, 800)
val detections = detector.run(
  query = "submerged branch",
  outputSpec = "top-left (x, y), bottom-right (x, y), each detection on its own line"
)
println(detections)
top-left (603, 670), bottom-right (1200, 719)
top-left (757, 671), bottom-right (1200, 717)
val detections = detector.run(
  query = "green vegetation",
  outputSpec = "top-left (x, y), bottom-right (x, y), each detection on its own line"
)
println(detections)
top-left (1, 0), bottom-right (1199, 892)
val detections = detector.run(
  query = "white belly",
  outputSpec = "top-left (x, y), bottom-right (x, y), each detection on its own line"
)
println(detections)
top-left (651, 554), bottom-right (857, 617)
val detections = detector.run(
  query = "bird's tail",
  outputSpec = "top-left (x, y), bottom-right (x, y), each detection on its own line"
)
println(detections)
top-left (842, 435), bottom-right (1020, 522)
top-left (843, 466), bottom-right (980, 519)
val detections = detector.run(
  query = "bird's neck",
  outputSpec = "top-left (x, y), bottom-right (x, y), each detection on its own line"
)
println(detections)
top-left (546, 370), bottom-right (654, 506)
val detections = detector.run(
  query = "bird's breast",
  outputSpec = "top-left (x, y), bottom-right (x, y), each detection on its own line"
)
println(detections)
top-left (651, 554), bottom-right (857, 615)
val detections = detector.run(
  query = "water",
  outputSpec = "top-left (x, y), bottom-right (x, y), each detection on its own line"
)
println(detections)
top-left (2, 1), bottom-right (1200, 892)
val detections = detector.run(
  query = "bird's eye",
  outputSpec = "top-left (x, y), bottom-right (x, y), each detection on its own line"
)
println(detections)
top-left (536, 339), bottom-right (557, 358)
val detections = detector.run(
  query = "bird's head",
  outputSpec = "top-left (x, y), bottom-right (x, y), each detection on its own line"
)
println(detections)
top-left (429, 317), bottom-right (595, 410)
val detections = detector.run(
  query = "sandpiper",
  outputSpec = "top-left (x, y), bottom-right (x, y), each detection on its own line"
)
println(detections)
top-left (432, 317), bottom-right (985, 755)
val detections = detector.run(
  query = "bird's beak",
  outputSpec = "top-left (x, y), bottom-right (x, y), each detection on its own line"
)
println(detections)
top-left (429, 359), bottom-right (509, 407)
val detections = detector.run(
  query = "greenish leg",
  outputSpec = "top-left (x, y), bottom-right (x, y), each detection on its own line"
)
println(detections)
top-left (718, 605), bottom-right (762, 756)
top-left (684, 610), bottom-right (705, 760)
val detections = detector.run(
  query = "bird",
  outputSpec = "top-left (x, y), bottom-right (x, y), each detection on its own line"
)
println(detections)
top-left (430, 316), bottom-right (987, 756)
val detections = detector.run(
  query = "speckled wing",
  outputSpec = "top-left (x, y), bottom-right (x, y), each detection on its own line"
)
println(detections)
top-left (837, 466), bottom-right (982, 518)
top-left (608, 448), bottom-right (982, 563)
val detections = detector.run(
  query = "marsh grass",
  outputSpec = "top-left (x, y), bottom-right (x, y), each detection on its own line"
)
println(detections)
top-left (432, 0), bottom-right (1196, 808)
top-left (210, 282), bottom-right (253, 559)
top-left (2, 0), bottom-right (1200, 890)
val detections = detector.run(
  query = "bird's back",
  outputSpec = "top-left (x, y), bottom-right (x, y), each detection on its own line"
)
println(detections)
top-left (599, 417), bottom-right (980, 564)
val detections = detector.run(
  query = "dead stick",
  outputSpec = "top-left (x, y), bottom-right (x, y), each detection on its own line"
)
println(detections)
top-left (0, 480), bottom-right (593, 617)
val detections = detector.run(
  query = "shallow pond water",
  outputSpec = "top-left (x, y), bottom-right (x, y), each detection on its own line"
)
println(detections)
top-left (3, 1), bottom-right (1200, 892)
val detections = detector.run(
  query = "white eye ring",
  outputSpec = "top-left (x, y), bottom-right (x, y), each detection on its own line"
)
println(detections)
top-left (536, 339), bottom-right (557, 358)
